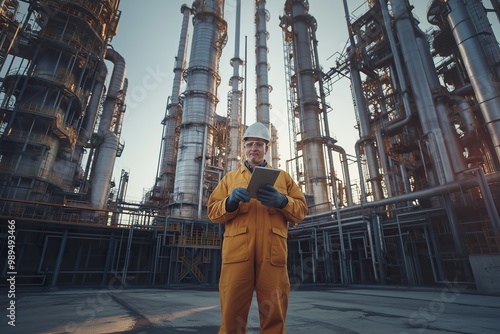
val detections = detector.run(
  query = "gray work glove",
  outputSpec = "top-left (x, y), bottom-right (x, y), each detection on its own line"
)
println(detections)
top-left (226, 187), bottom-right (250, 212)
top-left (257, 184), bottom-right (288, 208)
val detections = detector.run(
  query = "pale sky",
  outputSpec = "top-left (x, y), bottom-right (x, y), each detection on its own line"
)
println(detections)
top-left (109, 0), bottom-right (499, 201)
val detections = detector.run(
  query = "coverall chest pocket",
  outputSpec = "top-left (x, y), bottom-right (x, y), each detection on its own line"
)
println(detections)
top-left (270, 227), bottom-right (288, 266)
top-left (222, 226), bottom-right (249, 263)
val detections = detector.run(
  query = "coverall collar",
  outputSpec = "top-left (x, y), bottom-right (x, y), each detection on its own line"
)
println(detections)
top-left (244, 160), bottom-right (268, 173)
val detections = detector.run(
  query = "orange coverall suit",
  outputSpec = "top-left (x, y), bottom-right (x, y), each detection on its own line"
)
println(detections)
top-left (207, 164), bottom-right (307, 334)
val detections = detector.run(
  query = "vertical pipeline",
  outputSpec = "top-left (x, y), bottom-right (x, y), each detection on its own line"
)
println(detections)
top-left (227, 0), bottom-right (243, 172)
top-left (255, 0), bottom-right (271, 126)
top-left (391, 0), bottom-right (456, 184)
top-left (446, 0), bottom-right (500, 168)
top-left (343, 0), bottom-right (384, 201)
top-left (157, 5), bottom-right (192, 199)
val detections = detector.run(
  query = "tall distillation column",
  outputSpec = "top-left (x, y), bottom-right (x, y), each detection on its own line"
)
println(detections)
top-left (281, 0), bottom-right (330, 212)
top-left (226, 0), bottom-right (243, 172)
top-left (255, 0), bottom-right (272, 162)
top-left (172, 0), bottom-right (227, 217)
top-left (153, 4), bottom-right (192, 206)
top-left (0, 0), bottom-right (121, 203)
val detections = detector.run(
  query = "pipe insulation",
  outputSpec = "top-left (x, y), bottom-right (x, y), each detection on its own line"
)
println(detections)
top-left (90, 48), bottom-right (127, 209)
top-left (90, 130), bottom-right (120, 209)
top-left (99, 48), bottom-right (126, 133)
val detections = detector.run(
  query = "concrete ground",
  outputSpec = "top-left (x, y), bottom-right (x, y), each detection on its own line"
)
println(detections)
top-left (1, 285), bottom-right (499, 333)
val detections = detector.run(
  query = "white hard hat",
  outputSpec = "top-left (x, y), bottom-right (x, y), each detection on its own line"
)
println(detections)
top-left (243, 122), bottom-right (270, 142)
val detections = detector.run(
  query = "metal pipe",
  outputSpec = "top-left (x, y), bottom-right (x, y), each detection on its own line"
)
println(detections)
top-left (312, 227), bottom-right (317, 283)
top-left (90, 130), bottom-right (119, 209)
top-left (100, 48), bottom-right (126, 133)
top-left (441, 192), bottom-right (466, 258)
top-left (365, 217), bottom-right (378, 282)
top-left (332, 144), bottom-right (353, 206)
top-left (375, 129), bottom-right (393, 198)
top-left (392, 0), bottom-right (456, 184)
top-left (271, 124), bottom-right (280, 168)
top-left (414, 25), bottom-right (466, 173)
top-left (244, 35), bottom-right (248, 126)
top-left (466, 0), bottom-right (500, 80)
top-left (428, 222), bottom-right (446, 282)
top-left (152, 235), bottom-right (161, 285)
top-left (354, 138), bottom-right (368, 203)
top-left (197, 124), bottom-right (208, 219)
top-left (373, 213), bottom-right (386, 282)
top-left (462, 166), bottom-right (500, 229)
top-left (311, 16), bottom-right (341, 209)
top-left (255, 0), bottom-right (271, 128)
top-left (399, 162), bottom-right (412, 195)
top-left (290, 214), bottom-right (371, 234)
top-left (90, 48), bottom-right (126, 209)
top-left (51, 229), bottom-right (68, 287)
top-left (81, 62), bottom-right (107, 144)
top-left (157, 5), bottom-right (191, 197)
top-left (102, 234), bottom-right (115, 286)
top-left (446, 0), bottom-right (500, 166)
top-left (37, 235), bottom-right (50, 274)
top-left (121, 224), bottom-right (134, 286)
top-left (395, 214), bottom-right (412, 285)
top-left (423, 226), bottom-right (438, 283)
top-left (114, 78), bottom-right (128, 136)
top-left (451, 95), bottom-right (477, 136)
top-left (295, 170), bottom-right (500, 223)
top-left (350, 65), bottom-right (384, 200)
top-left (378, 0), bottom-right (413, 134)
top-left (227, 0), bottom-right (243, 171)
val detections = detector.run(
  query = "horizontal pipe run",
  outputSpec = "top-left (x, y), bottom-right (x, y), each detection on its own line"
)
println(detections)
top-left (298, 170), bottom-right (500, 223)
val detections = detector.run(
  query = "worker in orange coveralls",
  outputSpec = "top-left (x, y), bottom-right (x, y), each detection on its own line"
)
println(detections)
top-left (208, 122), bottom-right (307, 334)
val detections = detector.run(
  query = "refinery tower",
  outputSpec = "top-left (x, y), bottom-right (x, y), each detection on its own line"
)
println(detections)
top-left (1, 0), bottom-right (500, 294)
